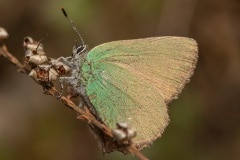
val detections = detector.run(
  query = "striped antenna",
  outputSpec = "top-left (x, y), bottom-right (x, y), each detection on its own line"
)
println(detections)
top-left (61, 8), bottom-right (85, 48)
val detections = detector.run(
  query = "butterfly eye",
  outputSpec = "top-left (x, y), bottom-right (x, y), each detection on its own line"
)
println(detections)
top-left (72, 43), bottom-right (86, 56)
top-left (76, 45), bottom-right (86, 53)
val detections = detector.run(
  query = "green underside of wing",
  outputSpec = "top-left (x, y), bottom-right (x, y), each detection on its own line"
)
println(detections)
top-left (85, 37), bottom-right (198, 103)
top-left (81, 36), bottom-right (198, 148)
top-left (82, 60), bottom-right (169, 147)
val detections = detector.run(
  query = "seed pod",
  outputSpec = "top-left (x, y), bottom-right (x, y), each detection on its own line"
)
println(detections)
top-left (29, 65), bottom-right (56, 84)
top-left (27, 54), bottom-right (48, 65)
top-left (127, 128), bottom-right (137, 140)
top-left (0, 27), bottom-right (8, 40)
top-left (117, 122), bottom-right (129, 129)
top-left (48, 67), bottom-right (59, 81)
top-left (112, 129), bottom-right (127, 142)
top-left (28, 69), bottom-right (38, 82)
top-left (50, 59), bottom-right (71, 75)
top-left (23, 37), bottom-right (45, 55)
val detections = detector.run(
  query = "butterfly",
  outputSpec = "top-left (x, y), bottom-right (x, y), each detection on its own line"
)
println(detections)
top-left (67, 36), bottom-right (198, 152)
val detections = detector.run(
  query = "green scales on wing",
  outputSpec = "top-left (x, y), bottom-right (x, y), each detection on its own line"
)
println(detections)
top-left (80, 37), bottom-right (198, 148)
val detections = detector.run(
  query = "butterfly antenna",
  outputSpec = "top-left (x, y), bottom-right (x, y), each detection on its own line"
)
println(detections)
top-left (61, 8), bottom-right (85, 48)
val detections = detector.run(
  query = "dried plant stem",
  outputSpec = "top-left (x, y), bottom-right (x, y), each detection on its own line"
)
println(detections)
top-left (128, 145), bottom-right (149, 160)
top-left (0, 40), bottom-right (149, 160)
top-left (0, 43), bottom-right (25, 71)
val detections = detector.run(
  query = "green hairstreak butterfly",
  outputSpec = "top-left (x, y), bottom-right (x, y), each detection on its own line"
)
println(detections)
top-left (69, 36), bottom-right (198, 151)
top-left (61, 9), bottom-right (198, 153)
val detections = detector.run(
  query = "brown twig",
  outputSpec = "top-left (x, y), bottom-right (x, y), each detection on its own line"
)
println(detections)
top-left (0, 34), bottom-right (149, 160)
top-left (0, 43), bottom-right (26, 72)
top-left (128, 145), bottom-right (149, 160)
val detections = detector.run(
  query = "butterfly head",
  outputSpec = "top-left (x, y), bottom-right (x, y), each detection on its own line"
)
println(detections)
top-left (72, 41), bottom-right (87, 56)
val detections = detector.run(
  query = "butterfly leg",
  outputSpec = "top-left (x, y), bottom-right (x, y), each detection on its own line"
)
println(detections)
top-left (59, 76), bottom-right (80, 99)
top-left (53, 56), bottom-right (73, 66)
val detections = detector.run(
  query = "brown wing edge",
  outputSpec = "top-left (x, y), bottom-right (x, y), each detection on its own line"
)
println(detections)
top-left (135, 37), bottom-right (198, 150)
top-left (165, 37), bottom-right (199, 104)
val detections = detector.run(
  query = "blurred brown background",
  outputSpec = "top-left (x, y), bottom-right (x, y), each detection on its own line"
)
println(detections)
top-left (0, 0), bottom-right (240, 160)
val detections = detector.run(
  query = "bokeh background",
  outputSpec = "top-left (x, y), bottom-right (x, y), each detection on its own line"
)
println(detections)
top-left (0, 0), bottom-right (240, 160)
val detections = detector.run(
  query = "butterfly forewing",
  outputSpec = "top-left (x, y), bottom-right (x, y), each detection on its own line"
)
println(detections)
top-left (81, 36), bottom-right (198, 148)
